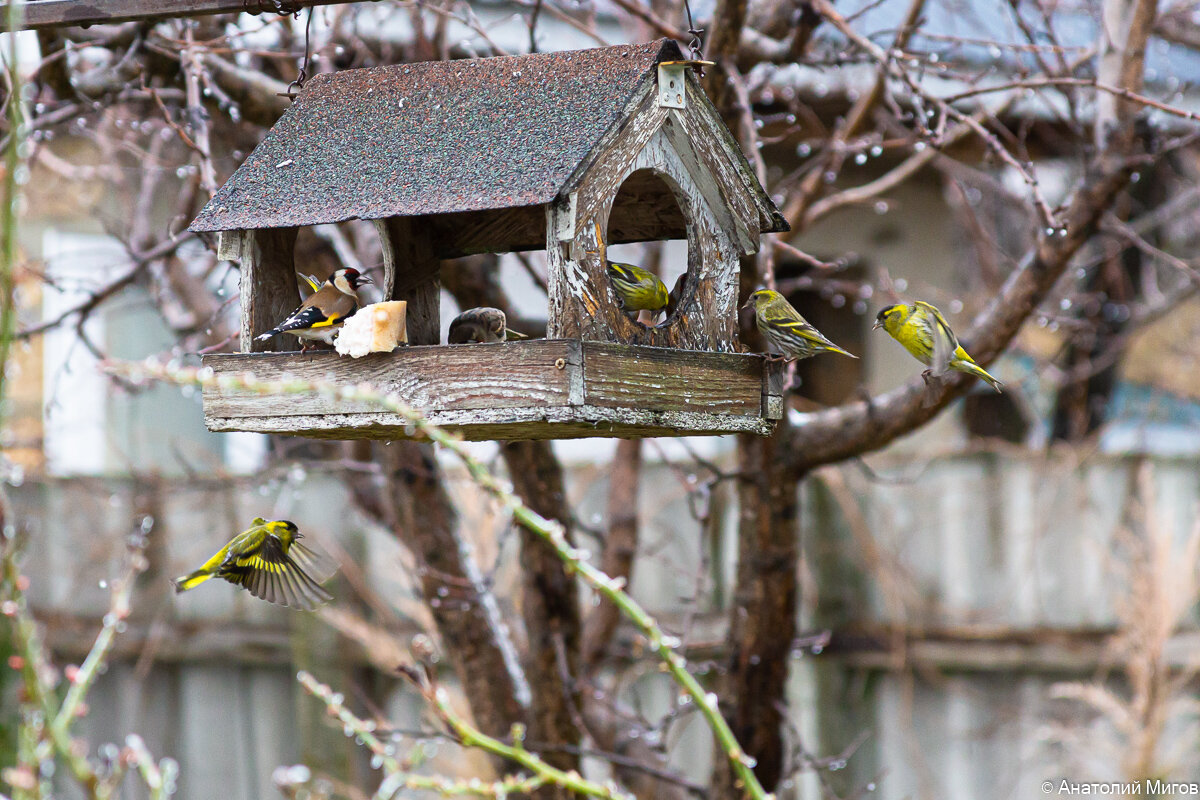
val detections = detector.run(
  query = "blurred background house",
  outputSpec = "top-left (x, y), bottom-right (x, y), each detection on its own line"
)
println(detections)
top-left (4, 0), bottom-right (1200, 798)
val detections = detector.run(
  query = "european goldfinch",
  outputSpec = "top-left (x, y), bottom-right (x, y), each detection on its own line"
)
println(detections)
top-left (255, 267), bottom-right (372, 351)
top-left (606, 261), bottom-right (669, 324)
top-left (874, 301), bottom-right (1002, 392)
top-left (173, 518), bottom-right (336, 610)
top-left (448, 307), bottom-right (528, 344)
top-left (744, 289), bottom-right (857, 361)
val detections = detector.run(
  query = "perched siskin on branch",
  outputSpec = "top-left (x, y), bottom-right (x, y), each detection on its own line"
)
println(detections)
top-left (874, 301), bottom-right (1002, 392)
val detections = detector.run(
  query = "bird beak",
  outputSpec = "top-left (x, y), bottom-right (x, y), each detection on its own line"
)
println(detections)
top-left (741, 297), bottom-right (752, 310)
top-left (872, 320), bottom-right (883, 331)
top-left (358, 274), bottom-right (374, 285)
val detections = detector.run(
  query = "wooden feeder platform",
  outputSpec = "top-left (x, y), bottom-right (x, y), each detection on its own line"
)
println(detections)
top-left (202, 341), bottom-right (783, 441)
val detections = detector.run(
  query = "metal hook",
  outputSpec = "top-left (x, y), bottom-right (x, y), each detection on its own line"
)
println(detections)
top-left (681, 0), bottom-right (705, 70)
top-left (273, 6), bottom-right (314, 100)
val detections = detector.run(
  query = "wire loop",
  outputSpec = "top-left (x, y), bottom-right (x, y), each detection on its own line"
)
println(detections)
top-left (681, 0), bottom-right (704, 60)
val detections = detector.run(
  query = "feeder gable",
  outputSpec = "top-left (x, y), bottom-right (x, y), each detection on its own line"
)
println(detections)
top-left (543, 65), bottom-right (787, 352)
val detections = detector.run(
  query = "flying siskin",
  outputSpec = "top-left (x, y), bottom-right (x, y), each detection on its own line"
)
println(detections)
top-left (874, 301), bottom-right (1002, 392)
top-left (255, 267), bottom-right (372, 352)
top-left (744, 289), bottom-right (857, 361)
top-left (448, 307), bottom-right (528, 343)
top-left (173, 518), bottom-right (336, 610)
top-left (606, 261), bottom-right (669, 324)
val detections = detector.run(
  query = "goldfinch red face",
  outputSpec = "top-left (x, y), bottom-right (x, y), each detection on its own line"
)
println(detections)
top-left (332, 268), bottom-right (372, 295)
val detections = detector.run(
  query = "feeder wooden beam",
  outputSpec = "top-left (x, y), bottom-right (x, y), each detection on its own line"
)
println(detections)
top-left (201, 341), bottom-right (782, 441)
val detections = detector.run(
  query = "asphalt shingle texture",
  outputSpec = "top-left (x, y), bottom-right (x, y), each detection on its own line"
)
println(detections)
top-left (191, 39), bottom-right (682, 232)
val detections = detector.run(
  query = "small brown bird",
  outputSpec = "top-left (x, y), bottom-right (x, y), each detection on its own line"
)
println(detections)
top-left (255, 267), bottom-right (372, 352)
top-left (448, 307), bottom-right (528, 343)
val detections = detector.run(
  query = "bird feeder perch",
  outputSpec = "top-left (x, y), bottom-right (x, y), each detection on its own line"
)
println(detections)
top-left (192, 39), bottom-right (789, 441)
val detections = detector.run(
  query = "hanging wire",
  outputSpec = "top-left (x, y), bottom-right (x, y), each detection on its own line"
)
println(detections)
top-left (681, 0), bottom-right (704, 61)
top-left (274, 5), bottom-right (314, 99)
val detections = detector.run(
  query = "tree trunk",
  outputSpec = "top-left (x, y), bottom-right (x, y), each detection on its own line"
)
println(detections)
top-left (358, 442), bottom-right (529, 738)
top-left (714, 420), bottom-right (799, 795)
top-left (582, 438), bottom-right (642, 670)
top-left (501, 440), bottom-right (583, 795)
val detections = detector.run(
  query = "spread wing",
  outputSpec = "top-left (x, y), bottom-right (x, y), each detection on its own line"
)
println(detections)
top-left (289, 541), bottom-right (339, 584)
top-left (229, 535), bottom-right (333, 611)
top-left (916, 302), bottom-right (957, 376)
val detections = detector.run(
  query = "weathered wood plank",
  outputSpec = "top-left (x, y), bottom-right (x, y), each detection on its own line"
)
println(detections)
top-left (239, 227), bottom-right (299, 354)
top-left (660, 110), bottom-right (756, 254)
top-left (429, 206), bottom-right (547, 258)
top-left (581, 342), bottom-right (762, 414)
top-left (201, 340), bottom-right (777, 440)
top-left (375, 216), bottom-right (440, 345)
top-left (676, 69), bottom-right (789, 235)
top-left (0, 0), bottom-right (356, 31)
top-left (206, 406), bottom-right (777, 441)
top-left (763, 358), bottom-right (785, 420)
top-left (202, 340), bottom-right (577, 418)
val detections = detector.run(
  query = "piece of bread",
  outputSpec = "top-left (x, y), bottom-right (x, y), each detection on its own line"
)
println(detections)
top-left (335, 301), bottom-right (407, 357)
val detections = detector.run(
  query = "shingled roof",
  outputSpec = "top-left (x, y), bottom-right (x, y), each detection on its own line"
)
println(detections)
top-left (191, 40), bottom-right (702, 233)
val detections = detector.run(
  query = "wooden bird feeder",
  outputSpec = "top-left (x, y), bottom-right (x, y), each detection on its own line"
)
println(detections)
top-left (192, 39), bottom-right (789, 441)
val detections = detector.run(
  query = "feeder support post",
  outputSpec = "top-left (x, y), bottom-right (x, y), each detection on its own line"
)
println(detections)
top-left (238, 226), bottom-right (299, 353)
top-left (376, 216), bottom-right (442, 345)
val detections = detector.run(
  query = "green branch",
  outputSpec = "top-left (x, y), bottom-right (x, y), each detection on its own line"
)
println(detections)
top-left (1, 531), bottom-right (157, 799)
top-left (0, 0), bottom-right (25, 413)
top-left (297, 671), bottom-right (561, 799)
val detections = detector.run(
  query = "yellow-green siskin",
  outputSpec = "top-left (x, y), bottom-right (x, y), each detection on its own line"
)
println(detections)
top-left (448, 307), bottom-right (528, 343)
top-left (744, 289), bottom-right (857, 361)
top-left (606, 261), bottom-right (669, 319)
top-left (874, 301), bottom-right (1002, 392)
top-left (173, 518), bottom-right (336, 610)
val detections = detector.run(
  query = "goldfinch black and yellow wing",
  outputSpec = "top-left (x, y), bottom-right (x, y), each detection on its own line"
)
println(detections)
top-left (227, 535), bottom-right (333, 611)
top-left (259, 304), bottom-right (345, 338)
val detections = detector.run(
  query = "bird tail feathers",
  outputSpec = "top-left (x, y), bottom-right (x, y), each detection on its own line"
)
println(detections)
top-left (955, 361), bottom-right (1003, 392)
top-left (172, 570), bottom-right (212, 593)
top-left (254, 329), bottom-right (280, 343)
